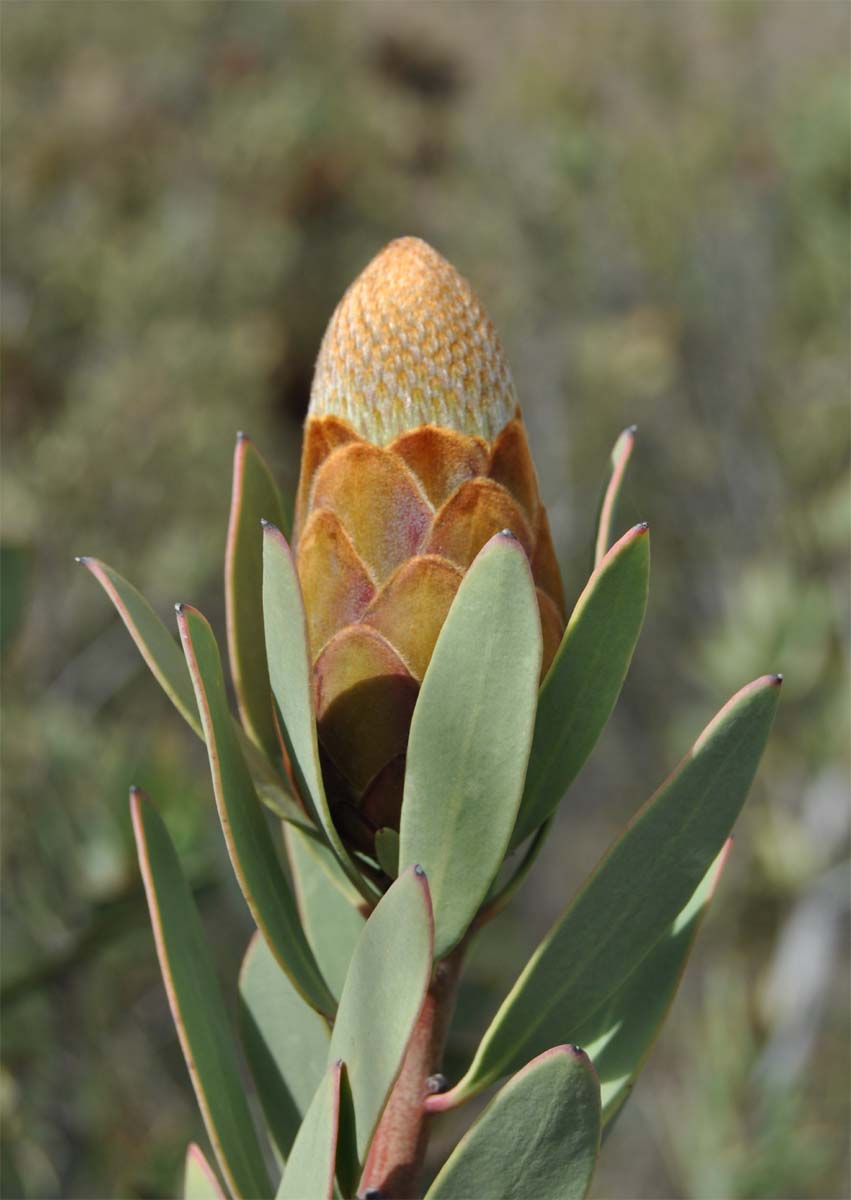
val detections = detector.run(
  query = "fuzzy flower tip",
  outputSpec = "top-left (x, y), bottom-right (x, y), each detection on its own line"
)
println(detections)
top-left (308, 236), bottom-right (518, 445)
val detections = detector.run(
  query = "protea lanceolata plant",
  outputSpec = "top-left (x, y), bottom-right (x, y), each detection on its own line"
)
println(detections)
top-left (81, 237), bottom-right (780, 1200)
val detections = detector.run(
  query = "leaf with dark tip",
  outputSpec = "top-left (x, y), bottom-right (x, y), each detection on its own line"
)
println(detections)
top-left (225, 434), bottom-right (289, 759)
top-left (328, 866), bottom-right (434, 1195)
top-left (594, 425), bottom-right (637, 567)
top-left (430, 675), bottom-right (781, 1108)
top-left (276, 1061), bottom-right (342, 1200)
top-left (285, 824), bottom-right (365, 1002)
top-left (177, 604), bottom-right (336, 1017)
top-left (400, 532), bottom-right (542, 959)
top-left (511, 523), bottom-right (649, 850)
top-left (131, 790), bottom-right (271, 1200)
top-left (575, 840), bottom-right (733, 1125)
top-left (77, 557), bottom-right (309, 830)
top-left (184, 1144), bottom-right (227, 1200)
top-left (238, 932), bottom-right (330, 1164)
top-left (262, 523), bottom-right (376, 903)
top-left (425, 1046), bottom-right (601, 1200)
top-left (79, 557), bottom-right (200, 731)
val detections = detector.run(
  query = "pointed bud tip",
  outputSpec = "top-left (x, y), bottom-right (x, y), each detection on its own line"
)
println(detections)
top-left (414, 863), bottom-right (426, 878)
top-left (310, 237), bottom-right (517, 444)
top-left (772, 673), bottom-right (784, 686)
top-left (175, 602), bottom-right (185, 614)
top-left (74, 555), bottom-right (89, 564)
top-left (425, 1073), bottom-right (449, 1095)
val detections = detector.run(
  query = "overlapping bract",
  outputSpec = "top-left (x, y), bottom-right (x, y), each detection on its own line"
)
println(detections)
top-left (293, 239), bottom-right (565, 852)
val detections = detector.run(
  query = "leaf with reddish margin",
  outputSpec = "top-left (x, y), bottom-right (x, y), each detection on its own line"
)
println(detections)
top-left (429, 675), bottom-right (781, 1110)
top-left (262, 522), bottom-right (377, 904)
top-left (77, 557), bottom-right (309, 830)
top-left (183, 1144), bottom-right (227, 1200)
top-left (131, 790), bottom-right (271, 1200)
top-left (225, 434), bottom-right (289, 760)
top-left (177, 603), bottom-right (336, 1017)
top-left (238, 932), bottom-right (330, 1165)
top-left (285, 824), bottom-right (365, 1002)
top-left (425, 1046), bottom-right (601, 1200)
top-left (594, 424), bottom-right (637, 568)
top-left (400, 531), bottom-right (542, 959)
top-left (276, 1061), bottom-right (342, 1200)
top-left (511, 523), bottom-right (650, 850)
top-left (328, 866), bottom-right (434, 1195)
top-left (574, 840), bottom-right (733, 1126)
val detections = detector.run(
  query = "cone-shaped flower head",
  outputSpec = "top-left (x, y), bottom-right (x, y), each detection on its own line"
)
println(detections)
top-left (295, 237), bottom-right (565, 854)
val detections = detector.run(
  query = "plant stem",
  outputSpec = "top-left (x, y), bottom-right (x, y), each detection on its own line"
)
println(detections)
top-left (358, 943), bottom-right (466, 1199)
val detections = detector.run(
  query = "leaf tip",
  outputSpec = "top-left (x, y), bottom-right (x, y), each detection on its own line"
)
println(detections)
top-left (771, 673), bottom-right (784, 687)
top-left (175, 602), bottom-right (185, 615)
top-left (74, 554), bottom-right (89, 565)
top-left (414, 863), bottom-right (426, 878)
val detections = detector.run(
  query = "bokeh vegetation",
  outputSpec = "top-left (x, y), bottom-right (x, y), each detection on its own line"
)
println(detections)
top-left (2, 3), bottom-right (848, 1198)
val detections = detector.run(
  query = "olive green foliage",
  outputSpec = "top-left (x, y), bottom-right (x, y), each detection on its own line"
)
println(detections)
top-left (2, 4), bottom-right (848, 1198)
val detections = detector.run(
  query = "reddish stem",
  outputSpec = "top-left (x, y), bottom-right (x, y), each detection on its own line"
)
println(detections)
top-left (358, 945), bottom-right (466, 1199)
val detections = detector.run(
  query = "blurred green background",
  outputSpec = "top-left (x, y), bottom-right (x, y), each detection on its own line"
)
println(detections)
top-left (2, 3), bottom-right (849, 1197)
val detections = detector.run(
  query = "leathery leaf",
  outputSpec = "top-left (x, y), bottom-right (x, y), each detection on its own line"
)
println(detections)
top-left (328, 866), bottom-right (434, 1195)
top-left (425, 1046), bottom-right (601, 1200)
top-left (262, 523), bottom-right (376, 904)
top-left (276, 1061), bottom-right (342, 1200)
top-left (131, 791), bottom-right (271, 1200)
top-left (225, 433), bottom-right (289, 759)
top-left (400, 532), bottom-right (542, 958)
top-left (77, 557), bottom-right (306, 828)
top-left (238, 932), bottom-right (330, 1164)
top-left (430, 675), bottom-right (781, 1107)
top-left (511, 523), bottom-right (649, 850)
top-left (576, 840), bottom-right (733, 1125)
top-left (183, 1145), bottom-right (226, 1200)
top-left (177, 603), bottom-right (335, 1017)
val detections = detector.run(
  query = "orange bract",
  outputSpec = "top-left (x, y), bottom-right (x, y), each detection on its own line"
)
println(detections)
top-left (292, 238), bottom-right (566, 853)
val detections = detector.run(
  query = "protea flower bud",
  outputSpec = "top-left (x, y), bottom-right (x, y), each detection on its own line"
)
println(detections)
top-left (294, 237), bottom-right (566, 853)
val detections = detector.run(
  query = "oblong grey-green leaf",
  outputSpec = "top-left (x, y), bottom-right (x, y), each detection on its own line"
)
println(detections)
top-left (328, 866), bottom-right (434, 1196)
top-left (225, 433), bottom-right (289, 760)
top-left (177, 603), bottom-right (335, 1018)
top-left (79, 557), bottom-right (200, 731)
top-left (426, 1046), bottom-right (601, 1200)
top-left (276, 1060), bottom-right (341, 1200)
top-left (285, 824), bottom-right (365, 1002)
top-left (433, 675), bottom-right (781, 1107)
top-left (262, 523), bottom-right (375, 904)
top-left (577, 840), bottom-right (732, 1124)
top-left (511, 523), bottom-right (649, 850)
top-left (400, 532), bottom-right (542, 959)
top-left (238, 932), bottom-right (330, 1164)
top-left (78, 557), bottom-right (306, 829)
top-left (184, 1144), bottom-right (226, 1200)
top-left (131, 791), bottom-right (271, 1200)
top-left (594, 424), bottom-right (637, 567)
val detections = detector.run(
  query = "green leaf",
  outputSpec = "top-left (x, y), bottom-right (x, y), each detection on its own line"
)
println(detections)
top-left (276, 1061), bottom-right (342, 1200)
top-left (374, 828), bottom-right (400, 879)
top-left (238, 932), bottom-right (331, 1164)
top-left (328, 866), bottom-right (434, 1195)
top-left (594, 424), bottom-right (637, 567)
top-left (184, 1144), bottom-right (227, 1200)
top-left (575, 840), bottom-right (732, 1124)
top-left (285, 824), bottom-right (365, 1002)
top-left (177, 603), bottom-right (336, 1017)
top-left (130, 790), bottom-right (271, 1200)
top-left (80, 557), bottom-right (200, 731)
top-left (434, 675), bottom-right (781, 1107)
top-left (425, 1046), bottom-right (601, 1200)
top-left (78, 557), bottom-right (307, 829)
top-left (225, 434), bottom-right (289, 760)
top-left (262, 522), bottom-right (376, 904)
top-left (511, 523), bottom-right (649, 850)
top-left (400, 532), bottom-right (542, 958)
